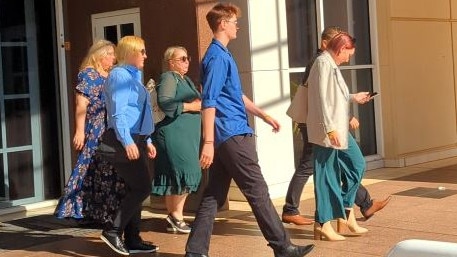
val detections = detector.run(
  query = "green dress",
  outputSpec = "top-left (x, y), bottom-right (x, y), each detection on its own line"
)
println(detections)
top-left (152, 71), bottom-right (202, 195)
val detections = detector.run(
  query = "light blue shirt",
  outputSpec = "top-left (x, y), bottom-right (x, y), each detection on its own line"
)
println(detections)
top-left (201, 39), bottom-right (253, 146)
top-left (105, 65), bottom-right (154, 147)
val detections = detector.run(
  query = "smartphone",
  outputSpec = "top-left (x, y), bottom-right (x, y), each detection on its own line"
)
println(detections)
top-left (369, 92), bottom-right (379, 98)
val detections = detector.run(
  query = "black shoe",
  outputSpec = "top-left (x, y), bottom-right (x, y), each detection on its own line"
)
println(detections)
top-left (100, 230), bottom-right (129, 256)
top-left (166, 223), bottom-right (178, 233)
top-left (184, 253), bottom-right (209, 257)
top-left (166, 214), bottom-right (191, 233)
top-left (126, 241), bottom-right (159, 254)
top-left (272, 244), bottom-right (315, 257)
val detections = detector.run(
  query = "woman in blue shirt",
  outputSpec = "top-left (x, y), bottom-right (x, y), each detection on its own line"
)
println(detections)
top-left (97, 36), bottom-right (157, 255)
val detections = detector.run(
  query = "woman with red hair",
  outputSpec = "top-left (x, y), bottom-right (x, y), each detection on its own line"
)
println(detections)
top-left (306, 32), bottom-right (371, 241)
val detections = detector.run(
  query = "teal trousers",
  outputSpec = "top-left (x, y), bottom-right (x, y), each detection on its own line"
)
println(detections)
top-left (313, 134), bottom-right (366, 223)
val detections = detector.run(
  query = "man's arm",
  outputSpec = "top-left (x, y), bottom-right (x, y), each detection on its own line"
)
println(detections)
top-left (242, 95), bottom-right (280, 132)
top-left (199, 107), bottom-right (216, 169)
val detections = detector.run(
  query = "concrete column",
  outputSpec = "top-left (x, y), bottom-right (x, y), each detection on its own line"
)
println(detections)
top-left (226, 0), bottom-right (296, 200)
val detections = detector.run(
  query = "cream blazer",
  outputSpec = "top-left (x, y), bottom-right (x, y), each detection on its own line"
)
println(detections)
top-left (306, 51), bottom-right (351, 149)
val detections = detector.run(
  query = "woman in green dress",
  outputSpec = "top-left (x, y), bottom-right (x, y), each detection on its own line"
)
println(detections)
top-left (152, 46), bottom-right (202, 233)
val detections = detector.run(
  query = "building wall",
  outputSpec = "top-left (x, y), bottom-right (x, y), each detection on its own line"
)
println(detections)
top-left (376, 0), bottom-right (457, 167)
top-left (63, 0), bottom-right (200, 166)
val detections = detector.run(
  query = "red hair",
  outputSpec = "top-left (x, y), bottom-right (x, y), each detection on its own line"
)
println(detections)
top-left (326, 33), bottom-right (356, 55)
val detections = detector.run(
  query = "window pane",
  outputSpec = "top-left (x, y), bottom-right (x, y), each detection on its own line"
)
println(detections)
top-left (8, 151), bottom-right (34, 200)
top-left (289, 72), bottom-right (306, 167)
top-left (0, 1), bottom-right (26, 42)
top-left (323, 0), bottom-right (372, 65)
top-left (341, 69), bottom-right (376, 155)
top-left (286, 0), bottom-right (318, 68)
top-left (1, 46), bottom-right (30, 94)
top-left (120, 23), bottom-right (134, 37)
top-left (5, 98), bottom-right (32, 147)
top-left (104, 25), bottom-right (118, 44)
top-left (0, 155), bottom-right (4, 198)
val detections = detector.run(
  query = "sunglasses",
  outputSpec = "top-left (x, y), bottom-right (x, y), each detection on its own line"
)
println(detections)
top-left (139, 49), bottom-right (147, 55)
top-left (173, 56), bottom-right (191, 62)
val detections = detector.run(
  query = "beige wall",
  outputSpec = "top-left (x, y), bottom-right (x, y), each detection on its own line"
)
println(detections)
top-left (377, 0), bottom-right (457, 166)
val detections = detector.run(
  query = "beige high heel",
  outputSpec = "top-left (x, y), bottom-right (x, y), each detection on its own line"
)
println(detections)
top-left (314, 222), bottom-right (345, 241)
top-left (337, 208), bottom-right (368, 235)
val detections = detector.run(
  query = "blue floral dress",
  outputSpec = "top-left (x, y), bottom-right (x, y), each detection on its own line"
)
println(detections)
top-left (55, 68), bottom-right (124, 224)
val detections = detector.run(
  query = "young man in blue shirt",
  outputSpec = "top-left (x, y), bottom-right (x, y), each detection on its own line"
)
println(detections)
top-left (184, 3), bottom-right (314, 257)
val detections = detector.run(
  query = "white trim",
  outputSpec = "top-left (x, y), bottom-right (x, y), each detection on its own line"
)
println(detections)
top-left (369, 0), bottom-right (385, 159)
top-left (316, 0), bottom-right (324, 44)
top-left (91, 8), bottom-right (141, 42)
top-left (54, 0), bottom-right (72, 182)
top-left (340, 64), bottom-right (375, 70)
top-left (91, 7), bottom-right (140, 19)
top-left (290, 64), bottom-right (375, 73)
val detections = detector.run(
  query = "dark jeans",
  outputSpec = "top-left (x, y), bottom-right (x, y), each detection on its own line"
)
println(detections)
top-left (282, 124), bottom-right (372, 216)
top-left (186, 135), bottom-right (290, 256)
top-left (96, 129), bottom-right (153, 244)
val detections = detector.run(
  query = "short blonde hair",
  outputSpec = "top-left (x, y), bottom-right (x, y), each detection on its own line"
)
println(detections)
top-left (79, 39), bottom-right (115, 72)
top-left (115, 35), bottom-right (145, 65)
top-left (162, 46), bottom-right (187, 72)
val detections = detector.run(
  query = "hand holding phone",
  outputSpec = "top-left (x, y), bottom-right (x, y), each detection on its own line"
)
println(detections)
top-left (369, 92), bottom-right (379, 98)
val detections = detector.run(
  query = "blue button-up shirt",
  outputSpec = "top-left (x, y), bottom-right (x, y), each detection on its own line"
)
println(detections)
top-left (201, 39), bottom-right (253, 146)
top-left (105, 65), bottom-right (154, 147)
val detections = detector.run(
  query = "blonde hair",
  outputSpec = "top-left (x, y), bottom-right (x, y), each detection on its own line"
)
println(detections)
top-left (162, 46), bottom-right (187, 72)
top-left (321, 26), bottom-right (344, 41)
top-left (79, 39), bottom-right (115, 72)
top-left (115, 35), bottom-right (145, 65)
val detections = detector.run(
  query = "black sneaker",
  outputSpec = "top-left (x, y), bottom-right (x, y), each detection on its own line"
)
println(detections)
top-left (166, 214), bottom-right (191, 233)
top-left (126, 241), bottom-right (159, 254)
top-left (166, 223), bottom-right (178, 233)
top-left (100, 230), bottom-right (130, 256)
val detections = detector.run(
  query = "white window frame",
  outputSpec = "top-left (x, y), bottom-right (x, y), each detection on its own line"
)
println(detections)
top-left (91, 8), bottom-right (141, 42)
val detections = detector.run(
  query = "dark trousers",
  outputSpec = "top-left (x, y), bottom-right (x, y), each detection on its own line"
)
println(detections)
top-left (282, 124), bottom-right (372, 216)
top-left (96, 129), bottom-right (152, 244)
top-left (185, 135), bottom-right (290, 255)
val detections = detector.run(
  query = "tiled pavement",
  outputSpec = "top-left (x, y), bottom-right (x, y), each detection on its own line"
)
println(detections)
top-left (2, 157), bottom-right (457, 257)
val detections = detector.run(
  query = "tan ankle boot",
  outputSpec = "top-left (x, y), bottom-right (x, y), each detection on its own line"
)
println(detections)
top-left (337, 208), bottom-right (368, 235)
top-left (314, 221), bottom-right (345, 241)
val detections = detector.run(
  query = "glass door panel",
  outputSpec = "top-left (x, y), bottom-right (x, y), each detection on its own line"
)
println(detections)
top-left (7, 150), bottom-right (34, 200)
top-left (0, 0), bottom-right (43, 207)
top-left (286, 0), bottom-right (378, 161)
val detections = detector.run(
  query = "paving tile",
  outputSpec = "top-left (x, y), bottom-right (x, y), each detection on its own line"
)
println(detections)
top-left (2, 158), bottom-right (457, 256)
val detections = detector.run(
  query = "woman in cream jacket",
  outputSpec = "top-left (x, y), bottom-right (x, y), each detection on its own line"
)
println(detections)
top-left (307, 32), bottom-right (371, 241)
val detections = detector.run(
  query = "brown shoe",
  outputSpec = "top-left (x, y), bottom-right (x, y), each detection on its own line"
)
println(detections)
top-left (362, 196), bottom-right (392, 220)
top-left (282, 214), bottom-right (314, 225)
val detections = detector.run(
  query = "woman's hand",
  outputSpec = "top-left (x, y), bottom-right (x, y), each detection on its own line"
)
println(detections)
top-left (349, 117), bottom-right (360, 130)
top-left (125, 143), bottom-right (140, 160)
top-left (184, 99), bottom-right (202, 112)
top-left (352, 92), bottom-right (370, 104)
top-left (327, 131), bottom-right (341, 147)
top-left (73, 131), bottom-right (85, 150)
top-left (146, 143), bottom-right (157, 159)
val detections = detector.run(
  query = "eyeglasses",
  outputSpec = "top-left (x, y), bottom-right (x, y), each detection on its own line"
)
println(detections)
top-left (173, 56), bottom-right (191, 63)
top-left (139, 49), bottom-right (147, 56)
top-left (224, 19), bottom-right (238, 25)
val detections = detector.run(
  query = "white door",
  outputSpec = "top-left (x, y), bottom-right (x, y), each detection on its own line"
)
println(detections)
top-left (92, 8), bottom-right (141, 43)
